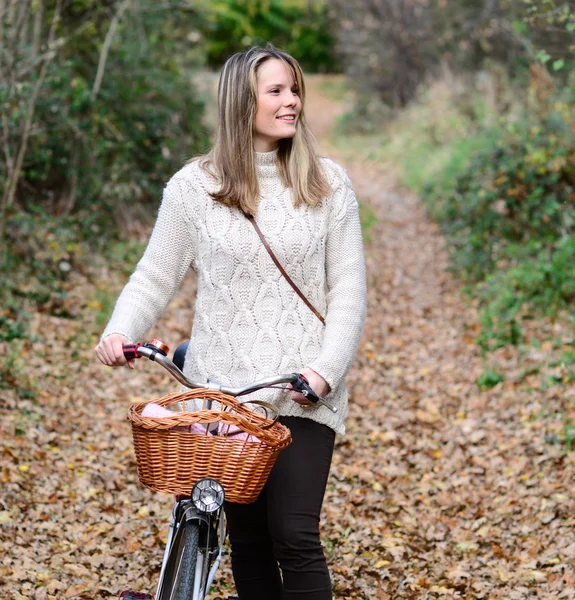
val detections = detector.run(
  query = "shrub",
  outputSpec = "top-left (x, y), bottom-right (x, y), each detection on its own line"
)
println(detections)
top-left (1, 1), bottom-right (210, 229)
top-left (409, 74), bottom-right (575, 349)
top-left (425, 104), bottom-right (575, 283)
top-left (476, 238), bottom-right (575, 349)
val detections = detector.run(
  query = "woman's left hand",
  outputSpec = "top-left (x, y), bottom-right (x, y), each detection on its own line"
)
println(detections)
top-left (292, 368), bottom-right (330, 407)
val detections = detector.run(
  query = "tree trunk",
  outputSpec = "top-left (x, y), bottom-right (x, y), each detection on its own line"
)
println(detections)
top-left (32, 0), bottom-right (43, 57)
top-left (91, 0), bottom-right (131, 100)
top-left (0, 0), bottom-right (62, 259)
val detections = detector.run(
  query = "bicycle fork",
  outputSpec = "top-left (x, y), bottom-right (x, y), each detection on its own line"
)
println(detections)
top-left (156, 498), bottom-right (226, 600)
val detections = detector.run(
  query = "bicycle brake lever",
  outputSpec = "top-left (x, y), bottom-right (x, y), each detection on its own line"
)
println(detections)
top-left (295, 375), bottom-right (338, 414)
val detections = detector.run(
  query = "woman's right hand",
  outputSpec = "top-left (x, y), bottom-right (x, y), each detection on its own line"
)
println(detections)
top-left (94, 334), bottom-right (135, 369)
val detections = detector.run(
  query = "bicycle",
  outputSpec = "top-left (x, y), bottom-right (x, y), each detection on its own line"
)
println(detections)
top-left (118, 339), bottom-right (337, 600)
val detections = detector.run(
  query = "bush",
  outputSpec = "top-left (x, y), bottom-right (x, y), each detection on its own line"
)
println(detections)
top-left (0, 208), bottom-right (146, 395)
top-left (0, 1), bottom-right (210, 374)
top-left (427, 104), bottom-right (575, 282)
top-left (476, 238), bottom-right (575, 348)
top-left (420, 87), bottom-right (575, 348)
top-left (12, 8), bottom-right (210, 220)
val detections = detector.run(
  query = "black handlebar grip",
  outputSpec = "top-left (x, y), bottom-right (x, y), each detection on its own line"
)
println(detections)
top-left (122, 343), bottom-right (141, 361)
top-left (295, 374), bottom-right (321, 403)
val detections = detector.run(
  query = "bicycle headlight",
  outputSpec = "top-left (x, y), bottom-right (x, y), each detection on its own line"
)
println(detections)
top-left (191, 478), bottom-right (225, 513)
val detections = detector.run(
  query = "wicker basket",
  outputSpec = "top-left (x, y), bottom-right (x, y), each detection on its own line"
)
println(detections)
top-left (127, 389), bottom-right (292, 503)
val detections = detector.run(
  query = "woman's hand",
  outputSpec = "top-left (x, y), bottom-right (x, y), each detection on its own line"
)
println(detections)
top-left (292, 368), bottom-right (330, 407)
top-left (94, 334), bottom-right (134, 369)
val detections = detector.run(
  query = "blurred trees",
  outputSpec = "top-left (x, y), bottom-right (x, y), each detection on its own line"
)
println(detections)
top-left (0, 0), bottom-right (211, 336)
top-left (0, 0), bottom-right (208, 244)
top-left (196, 0), bottom-right (340, 73)
top-left (327, 0), bottom-right (575, 108)
top-left (326, 1), bottom-right (575, 351)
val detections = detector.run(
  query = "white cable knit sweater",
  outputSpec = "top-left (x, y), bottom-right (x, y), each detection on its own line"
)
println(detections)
top-left (102, 150), bottom-right (366, 434)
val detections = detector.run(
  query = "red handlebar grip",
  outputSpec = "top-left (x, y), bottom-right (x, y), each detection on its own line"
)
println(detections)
top-left (122, 343), bottom-right (141, 361)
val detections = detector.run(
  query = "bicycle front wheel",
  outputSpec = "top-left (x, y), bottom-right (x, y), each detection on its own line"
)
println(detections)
top-left (173, 519), bottom-right (200, 600)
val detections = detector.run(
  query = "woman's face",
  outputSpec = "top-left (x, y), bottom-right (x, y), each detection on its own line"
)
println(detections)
top-left (253, 58), bottom-right (302, 152)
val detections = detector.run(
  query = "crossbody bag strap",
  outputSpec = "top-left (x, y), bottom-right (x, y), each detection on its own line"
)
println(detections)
top-left (247, 215), bottom-right (326, 326)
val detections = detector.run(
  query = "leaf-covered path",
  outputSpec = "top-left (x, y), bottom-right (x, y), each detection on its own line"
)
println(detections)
top-left (1, 76), bottom-right (575, 599)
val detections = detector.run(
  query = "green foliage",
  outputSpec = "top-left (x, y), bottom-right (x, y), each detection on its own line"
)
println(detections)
top-left (358, 200), bottom-right (377, 243)
top-left (0, 298), bottom-right (30, 343)
top-left (416, 87), bottom-right (575, 349)
top-left (427, 105), bottom-right (575, 282)
top-left (564, 421), bottom-right (575, 451)
top-left (2, 210), bottom-right (87, 315)
top-left (0, 340), bottom-right (38, 400)
top-left (523, 0), bottom-right (575, 73)
top-left (0, 0), bottom-right (209, 224)
top-left (335, 66), bottom-right (575, 353)
top-left (0, 2), bottom-right (209, 390)
top-left (476, 368), bottom-right (505, 390)
top-left (476, 238), bottom-right (575, 348)
top-left (0, 209), bottom-right (145, 393)
top-left (7, 4), bottom-right (210, 218)
top-left (197, 0), bottom-right (340, 72)
top-left (1, 208), bottom-right (145, 314)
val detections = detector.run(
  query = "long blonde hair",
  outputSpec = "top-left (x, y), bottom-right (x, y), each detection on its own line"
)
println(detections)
top-left (195, 45), bottom-right (331, 216)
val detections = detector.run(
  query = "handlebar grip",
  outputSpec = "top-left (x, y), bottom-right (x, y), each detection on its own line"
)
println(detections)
top-left (294, 373), bottom-right (337, 413)
top-left (299, 375), bottom-right (321, 403)
top-left (122, 340), bottom-right (169, 362)
top-left (123, 343), bottom-right (141, 361)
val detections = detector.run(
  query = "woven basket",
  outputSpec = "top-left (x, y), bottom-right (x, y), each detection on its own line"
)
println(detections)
top-left (127, 389), bottom-right (292, 503)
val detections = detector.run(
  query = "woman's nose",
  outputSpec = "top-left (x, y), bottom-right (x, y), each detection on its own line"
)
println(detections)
top-left (283, 91), bottom-right (298, 106)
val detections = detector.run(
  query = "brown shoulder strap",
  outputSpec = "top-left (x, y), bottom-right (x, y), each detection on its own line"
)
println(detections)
top-left (247, 215), bottom-right (326, 326)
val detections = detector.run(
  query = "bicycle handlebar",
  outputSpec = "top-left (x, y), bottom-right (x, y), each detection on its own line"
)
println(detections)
top-left (123, 341), bottom-right (337, 413)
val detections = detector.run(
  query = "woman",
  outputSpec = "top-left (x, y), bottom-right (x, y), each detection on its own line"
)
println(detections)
top-left (95, 45), bottom-right (366, 599)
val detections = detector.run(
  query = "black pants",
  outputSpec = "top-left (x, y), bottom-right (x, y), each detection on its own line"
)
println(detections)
top-left (225, 416), bottom-right (336, 600)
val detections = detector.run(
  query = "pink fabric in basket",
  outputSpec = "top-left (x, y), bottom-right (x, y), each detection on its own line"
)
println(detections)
top-left (141, 403), bottom-right (176, 418)
top-left (141, 403), bottom-right (260, 441)
top-left (141, 403), bottom-right (208, 434)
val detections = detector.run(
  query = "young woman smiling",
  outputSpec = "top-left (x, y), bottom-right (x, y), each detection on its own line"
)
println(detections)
top-left (95, 45), bottom-right (366, 599)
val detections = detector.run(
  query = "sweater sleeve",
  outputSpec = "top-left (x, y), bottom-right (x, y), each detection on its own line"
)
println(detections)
top-left (308, 167), bottom-right (367, 392)
top-left (101, 176), bottom-right (198, 342)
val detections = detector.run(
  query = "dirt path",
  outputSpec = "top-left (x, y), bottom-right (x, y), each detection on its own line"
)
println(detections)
top-left (1, 76), bottom-right (574, 600)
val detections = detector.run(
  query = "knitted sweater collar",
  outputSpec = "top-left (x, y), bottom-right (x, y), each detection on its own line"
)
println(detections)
top-left (255, 149), bottom-right (279, 181)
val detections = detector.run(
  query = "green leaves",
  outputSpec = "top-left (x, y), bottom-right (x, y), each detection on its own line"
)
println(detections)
top-left (197, 0), bottom-right (340, 73)
top-left (537, 49), bottom-right (551, 64)
top-left (476, 368), bottom-right (505, 390)
top-left (417, 84), bottom-right (575, 350)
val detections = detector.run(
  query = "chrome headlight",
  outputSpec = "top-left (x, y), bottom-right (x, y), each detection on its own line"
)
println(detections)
top-left (191, 478), bottom-right (225, 513)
